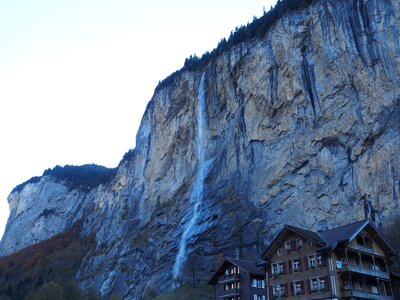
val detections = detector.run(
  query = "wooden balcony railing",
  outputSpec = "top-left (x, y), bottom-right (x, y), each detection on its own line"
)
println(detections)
top-left (218, 273), bottom-right (240, 283)
top-left (342, 289), bottom-right (393, 300)
top-left (219, 288), bottom-right (241, 298)
top-left (341, 264), bottom-right (390, 280)
top-left (349, 244), bottom-right (379, 255)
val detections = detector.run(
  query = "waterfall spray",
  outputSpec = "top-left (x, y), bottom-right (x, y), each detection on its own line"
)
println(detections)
top-left (172, 73), bottom-right (207, 282)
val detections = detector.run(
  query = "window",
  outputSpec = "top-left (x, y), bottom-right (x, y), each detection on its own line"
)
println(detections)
top-left (273, 284), bottom-right (285, 298)
top-left (308, 254), bottom-right (323, 268)
top-left (310, 277), bottom-right (328, 293)
top-left (307, 241), bottom-right (313, 248)
top-left (252, 279), bottom-right (265, 288)
top-left (253, 295), bottom-right (266, 300)
top-left (316, 255), bottom-right (323, 266)
top-left (296, 238), bottom-right (303, 250)
top-left (225, 281), bottom-right (240, 291)
top-left (272, 262), bottom-right (284, 275)
top-left (293, 281), bottom-right (303, 295)
top-left (285, 241), bottom-right (291, 251)
top-left (277, 248), bottom-right (282, 256)
top-left (319, 278), bottom-right (325, 290)
top-left (308, 255), bottom-right (316, 268)
top-left (292, 259), bottom-right (300, 272)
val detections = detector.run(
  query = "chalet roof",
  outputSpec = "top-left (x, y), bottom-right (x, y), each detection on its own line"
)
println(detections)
top-left (285, 225), bottom-right (325, 244)
top-left (318, 219), bottom-right (368, 246)
top-left (262, 219), bottom-right (396, 259)
top-left (208, 257), bottom-right (264, 284)
top-left (262, 224), bottom-right (325, 259)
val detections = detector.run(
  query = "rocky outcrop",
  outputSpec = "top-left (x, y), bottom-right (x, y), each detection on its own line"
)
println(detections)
top-left (1, 0), bottom-right (400, 298)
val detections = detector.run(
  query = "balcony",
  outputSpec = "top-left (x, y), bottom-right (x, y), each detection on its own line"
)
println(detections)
top-left (341, 264), bottom-right (390, 280)
top-left (342, 290), bottom-right (393, 300)
top-left (219, 288), bottom-right (241, 298)
top-left (218, 273), bottom-right (240, 283)
top-left (349, 244), bottom-right (378, 256)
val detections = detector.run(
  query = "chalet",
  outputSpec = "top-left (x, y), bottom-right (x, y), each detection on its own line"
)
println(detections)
top-left (209, 257), bottom-right (267, 300)
top-left (262, 220), bottom-right (396, 300)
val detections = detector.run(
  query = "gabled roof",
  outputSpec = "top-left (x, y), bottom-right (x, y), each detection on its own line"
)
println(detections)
top-left (262, 224), bottom-right (325, 259)
top-left (320, 220), bottom-right (396, 255)
top-left (208, 257), bottom-right (264, 284)
top-left (318, 220), bottom-right (368, 246)
top-left (262, 219), bottom-right (396, 260)
top-left (286, 225), bottom-right (326, 244)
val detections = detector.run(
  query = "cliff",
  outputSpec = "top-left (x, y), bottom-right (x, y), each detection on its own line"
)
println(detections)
top-left (1, 0), bottom-right (400, 298)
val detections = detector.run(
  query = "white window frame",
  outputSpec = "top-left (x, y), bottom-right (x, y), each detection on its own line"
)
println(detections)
top-left (308, 254), bottom-right (316, 268)
top-left (319, 278), bottom-right (326, 290)
top-left (294, 281), bottom-right (302, 295)
top-left (296, 238), bottom-right (303, 250)
top-left (285, 241), bottom-right (291, 250)
top-left (311, 278), bottom-right (319, 292)
top-left (310, 277), bottom-right (327, 293)
top-left (272, 262), bottom-right (284, 275)
top-left (292, 259), bottom-right (300, 272)
top-left (316, 255), bottom-right (323, 266)
top-left (273, 284), bottom-right (285, 297)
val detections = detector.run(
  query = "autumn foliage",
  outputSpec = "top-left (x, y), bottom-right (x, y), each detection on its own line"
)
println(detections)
top-left (0, 222), bottom-right (96, 300)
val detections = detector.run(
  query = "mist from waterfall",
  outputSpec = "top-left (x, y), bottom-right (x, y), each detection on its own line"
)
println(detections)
top-left (172, 73), bottom-right (207, 282)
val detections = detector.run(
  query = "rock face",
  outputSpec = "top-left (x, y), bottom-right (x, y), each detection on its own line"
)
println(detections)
top-left (2, 0), bottom-right (400, 298)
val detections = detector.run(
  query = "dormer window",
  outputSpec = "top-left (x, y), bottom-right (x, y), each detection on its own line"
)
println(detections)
top-left (285, 241), bottom-right (291, 251)
top-left (296, 238), bottom-right (303, 250)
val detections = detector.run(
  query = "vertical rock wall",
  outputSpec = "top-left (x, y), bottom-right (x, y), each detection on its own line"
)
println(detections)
top-left (1, 0), bottom-right (400, 298)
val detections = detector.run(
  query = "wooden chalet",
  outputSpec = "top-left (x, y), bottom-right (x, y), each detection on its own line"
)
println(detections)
top-left (262, 220), bottom-right (396, 299)
top-left (209, 257), bottom-right (267, 300)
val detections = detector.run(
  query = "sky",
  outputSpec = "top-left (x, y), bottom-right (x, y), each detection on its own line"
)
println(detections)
top-left (0, 0), bottom-right (277, 241)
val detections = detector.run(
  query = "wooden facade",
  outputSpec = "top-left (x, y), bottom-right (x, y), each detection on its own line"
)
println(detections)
top-left (209, 257), bottom-right (267, 300)
top-left (262, 220), bottom-right (396, 300)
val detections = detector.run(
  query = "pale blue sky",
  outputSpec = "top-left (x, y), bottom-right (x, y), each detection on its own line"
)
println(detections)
top-left (0, 0), bottom-right (277, 239)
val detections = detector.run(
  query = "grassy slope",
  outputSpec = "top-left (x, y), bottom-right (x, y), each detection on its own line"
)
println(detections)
top-left (152, 284), bottom-right (214, 300)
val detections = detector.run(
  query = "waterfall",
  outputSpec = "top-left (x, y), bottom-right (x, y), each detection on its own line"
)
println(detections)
top-left (172, 73), bottom-right (207, 282)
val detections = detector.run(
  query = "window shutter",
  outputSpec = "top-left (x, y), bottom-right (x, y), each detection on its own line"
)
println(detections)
top-left (268, 266), bottom-right (272, 278)
top-left (288, 260), bottom-right (292, 273)
top-left (307, 279), bottom-right (312, 294)
top-left (322, 256), bottom-right (326, 267)
top-left (299, 258), bottom-right (302, 272)
top-left (269, 286), bottom-right (273, 299)
top-left (283, 261), bottom-right (287, 275)
top-left (304, 257), bottom-right (309, 270)
top-left (301, 280), bottom-right (305, 295)
top-left (284, 283), bottom-right (289, 297)
top-left (325, 276), bottom-right (330, 291)
top-left (290, 282), bottom-right (294, 296)
top-left (291, 240), bottom-right (296, 250)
